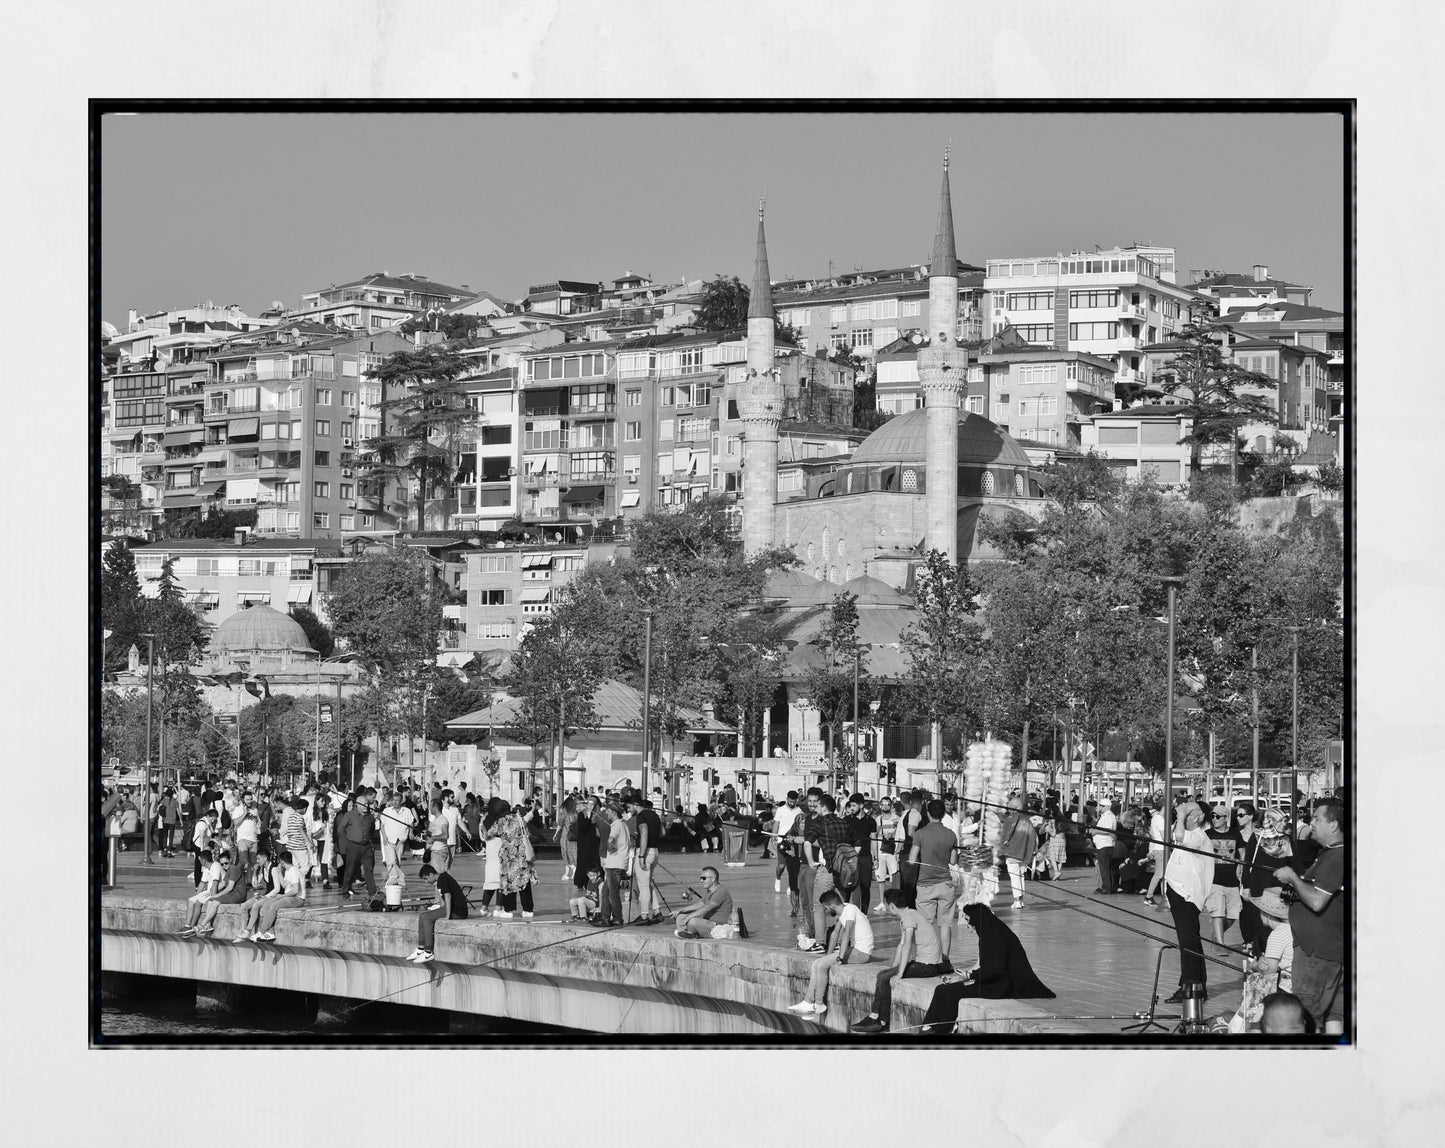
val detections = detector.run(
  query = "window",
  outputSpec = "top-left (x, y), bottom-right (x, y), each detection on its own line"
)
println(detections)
top-left (830, 306), bottom-right (847, 323)
top-left (965, 395), bottom-right (985, 415)
top-left (871, 299), bottom-right (899, 320)
top-left (725, 435), bottom-right (739, 456)
top-left (478, 588), bottom-right (511, 606)
top-left (1068, 322), bottom-right (1118, 341)
top-left (624, 421), bottom-right (642, 442)
top-left (1015, 364), bottom-right (1058, 385)
top-left (994, 393), bottom-right (1011, 422)
top-left (902, 299), bottom-right (921, 317)
top-left (1069, 290), bottom-right (1119, 309)
top-left (360, 513), bottom-right (374, 528)
top-left (313, 513), bottom-right (329, 529)
top-left (1018, 397), bottom-right (1058, 417)
top-left (659, 387), bottom-right (675, 407)
top-left (875, 327), bottom-right (899, 346)
top-left (315, 388), bottom-right (332, 406)
top-left (830, 332), bottom-right (849, 351)
top-left (478, 622), bottom-right (515, 640)
top-left (679, 417), bottom-right (710, 441)
top-left (314, 481), bottom-right (330, 498)
top-left (656, 452), bottom-right (672, 475)
top-left (339, 483), bottom-right (354, 500)
top-left (261, 423), bottom-right (278, 441)
top-left (342, 391), bottom-right (357, 409)
top-left (1006, 292), bottom-right (1054, 311)
top-left (314, 451), bottom-right (330, 468)
top-left (476, 554), bottom-right (514, 573)
top-left (523, 423), bottom-right (562, 451)
top-left (315, 419), bottom-right (330, 436)
top-left (659, 419), bottom-right (674, 442)
top-left (849, 303), bottom-right (869, 321)
top-left (1016, 325), bottom-right (1054, 344)
top-left (480, 425), bottom-right (511, 447)
top-left (625, 389), bottom-right (642, 407)
top-left (850, 328), bottom-right (874, 349)
top-left (623, 454), bottom-right (641, 481)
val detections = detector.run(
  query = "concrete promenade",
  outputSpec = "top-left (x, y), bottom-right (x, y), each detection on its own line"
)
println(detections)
top-left (102, 844), bottom-right (1244, 1036)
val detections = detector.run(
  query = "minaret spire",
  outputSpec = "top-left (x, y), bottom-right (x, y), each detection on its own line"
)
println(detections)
top-left (748, 197), bottom-right (774, 320)
top-left (930, 148), bottom-right (958, 278)
top-left (739, 198), bottom-right (781, 556)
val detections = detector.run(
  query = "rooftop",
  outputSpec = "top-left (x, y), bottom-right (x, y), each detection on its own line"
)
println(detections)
top-left (850, 409), bottom-right (1034, 470)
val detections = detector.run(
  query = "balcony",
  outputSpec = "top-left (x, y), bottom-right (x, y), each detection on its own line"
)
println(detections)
top-left (569, 401), bottom-right (616, 418)
top-left (658, 362), bottom-right (713, 378)
top-left (1119, 302), bottom-right (1146, 319)
top-left (617, 366), bottom-right (656, 381)
top-left (524, 472), bottom-right (570, 487)
top-left (568, 470), bottom-right (617, 484)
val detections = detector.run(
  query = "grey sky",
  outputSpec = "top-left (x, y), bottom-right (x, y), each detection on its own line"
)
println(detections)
top-left (101, 110), bottom-right (1346, 325)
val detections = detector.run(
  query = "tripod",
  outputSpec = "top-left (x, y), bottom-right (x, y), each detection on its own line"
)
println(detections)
top-left (1120, 942), bottom-right (1184, 1034)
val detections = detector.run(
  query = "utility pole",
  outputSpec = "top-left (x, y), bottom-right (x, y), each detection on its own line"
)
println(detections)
top-left (1161, 577), bottom-right (1184, 873)
top-left (1289, 625), bottom-right (1300, 835)
top-left (852, 647), bottom-right (860, 797)
top-left (141, 633), bottom-right (156, 866)
top-left (1251, 645), bottom-right (1260, 802)
top-left (641, 610), bottom-right (653, 799)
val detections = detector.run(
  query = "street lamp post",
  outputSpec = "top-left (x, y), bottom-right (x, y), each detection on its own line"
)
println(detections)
top-left (1251, 645), bottom-right (1260, 803)
top-left (852, 647), bottom-right (860, 797)
top-left (1160, 576), bottom-right (1184, 874)
top-left (641, 610), bottom-right (653, 800)
top-left (1288, 625), bottom-right (1300, 835)
top-left (141, 632), bottom-right (156, 865)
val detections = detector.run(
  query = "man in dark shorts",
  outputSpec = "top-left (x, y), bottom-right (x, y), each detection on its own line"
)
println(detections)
top-left (1274, 798), bottom-right (1346, 1032)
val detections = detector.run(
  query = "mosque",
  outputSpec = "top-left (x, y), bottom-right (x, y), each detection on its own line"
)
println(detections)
top-left (728, 155), bottom-right (1050, 774)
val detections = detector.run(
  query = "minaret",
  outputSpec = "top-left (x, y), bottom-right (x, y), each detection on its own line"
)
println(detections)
top-left (738, 197), bottom-right (781, 556)
top-left (917, 149), bottom-right (968, 562)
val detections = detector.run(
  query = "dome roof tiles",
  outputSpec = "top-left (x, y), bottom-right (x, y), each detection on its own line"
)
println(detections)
top-left (213, 604), bottom-right (316, 654)
top-left (850, 409), bottom-right (1033, 470)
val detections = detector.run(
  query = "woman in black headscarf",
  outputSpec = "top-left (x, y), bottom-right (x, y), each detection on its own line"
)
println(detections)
top-left (919, 902), bottom-right (1055, 1034)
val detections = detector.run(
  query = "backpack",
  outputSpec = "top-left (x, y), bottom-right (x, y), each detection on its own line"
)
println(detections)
top-left (831, 843), bottom-right (860, 892)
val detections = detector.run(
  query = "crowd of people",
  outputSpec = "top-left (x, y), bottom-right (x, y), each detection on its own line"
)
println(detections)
top-left (102, 771), bottom-right (1345, 1037)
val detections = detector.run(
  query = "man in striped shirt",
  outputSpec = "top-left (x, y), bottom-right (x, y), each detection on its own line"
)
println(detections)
top-left (279, 797), bottom-right (312, 890)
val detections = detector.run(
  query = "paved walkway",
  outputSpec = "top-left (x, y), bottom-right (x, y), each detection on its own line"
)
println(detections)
top-left (104, 845), bottom-right (1244, 1034)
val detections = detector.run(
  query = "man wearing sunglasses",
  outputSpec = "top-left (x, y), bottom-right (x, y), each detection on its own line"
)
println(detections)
top-left (1204, 805), bottom-right (1245, 944)
top-left (674, 866), bottom-right (733, 939)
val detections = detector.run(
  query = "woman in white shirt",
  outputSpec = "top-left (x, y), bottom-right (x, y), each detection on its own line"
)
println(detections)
top-left (1164, 802), bottom-right (1216, 1003)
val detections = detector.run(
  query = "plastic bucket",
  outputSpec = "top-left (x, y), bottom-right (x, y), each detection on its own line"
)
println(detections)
top-left (384, 883), bottom-right (403, 907)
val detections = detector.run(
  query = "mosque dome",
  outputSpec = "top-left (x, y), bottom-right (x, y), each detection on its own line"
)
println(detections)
top-left (213, 604), bottom-right (317, 656)
top-left (850, 408), bottom-right (1034, 470)
top-left (100, 320), bottom-right (120, 339)
top-left (839, 574), bottom-right (913, 606)
top-left (762, 568), bottom-right (826, 604)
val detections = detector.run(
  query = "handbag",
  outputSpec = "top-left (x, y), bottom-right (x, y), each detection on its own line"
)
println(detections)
top-left (522, 831), bottom-right (536, 863)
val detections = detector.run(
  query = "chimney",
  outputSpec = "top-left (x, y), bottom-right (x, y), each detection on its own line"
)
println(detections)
top-left (1253, 264), bottom-right (1269, 283)
top-left (233, 527), bottom-right (250, 546)
top-left (127, 308), bottom-right (139, 331)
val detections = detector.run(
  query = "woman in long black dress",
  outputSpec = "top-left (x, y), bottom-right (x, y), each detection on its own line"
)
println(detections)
top-left (920, 902), bottom-right (1055, 1034)
top-left (573, 794), bottom-right (602, 891)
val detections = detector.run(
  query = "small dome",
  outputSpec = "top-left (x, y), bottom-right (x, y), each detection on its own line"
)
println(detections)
top-left (100, 320), bottom-right (120, 339)
top-left (850, 408), bottom-right (1033, 470)
top-left (839, 574), bottom-right (912, 606)
top-left (213, 604), bottom-right (316, 655)
top-left (762, 568), bottom-right (825, 604)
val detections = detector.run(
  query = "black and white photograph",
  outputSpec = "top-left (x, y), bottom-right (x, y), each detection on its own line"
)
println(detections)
top-left (93, 105), bottom-right (1351, 1047)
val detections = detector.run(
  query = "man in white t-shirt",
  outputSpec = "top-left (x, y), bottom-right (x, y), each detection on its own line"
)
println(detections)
top-left (380, 792), bottom-right (417, 891)
top-left (772, 792), bottom-right (802, 892)
top-left (179, 848), bottom-right (225, 935)
top-left (789, 888), bottom-right (875, 1016)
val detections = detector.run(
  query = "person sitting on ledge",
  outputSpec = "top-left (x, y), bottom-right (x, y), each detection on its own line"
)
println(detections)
top-left (918, 901), bottom-right (1055, 1034)
top-left (674, 866), bottom-right (733, 938)
top-left (406, 862), bottom-right (469, 963)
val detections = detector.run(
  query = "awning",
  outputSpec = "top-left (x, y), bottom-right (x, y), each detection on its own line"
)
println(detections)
top-left (620, 489), bottom-right (641, 508)
top-left (521, 553), bottom-right (552, 568)
top-left (199, 480), bottom-right (226, 496)
top-left (228, 416), bottom-right (259, 439)
top-left (561, 484), bottom-right (604, 504)
top-left (162, 428), bottom-right (205, 446)
top-left (519, 587), bottom-right (552, 603)
top-left (236, 591), bottom-right (271, 605)
top-left (286, 584), bottom-right (313, 604)
top-left (163, 495), bottom-right (201, 508)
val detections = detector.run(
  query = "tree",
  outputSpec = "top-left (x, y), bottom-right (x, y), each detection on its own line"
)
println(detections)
top-left (1242, 433), bottom-right (1305, 499)
top-left (695, 274), bottom-right (749, 331)
top-left (289, 604), bottom-right (335, 659)
top-left (573, 494), bottom-right (796, 769)
top-left (398, 311), bottom-right (490, 343)
top-left (1036, 451), bottom-right (1125, 509)
top-left (693, 273), bottom-right (801, 345)
top-left (500, 580), bottom-right (611, 784)
top-left (361, 344), bottom-right (477, 531)
top-left (897, 550), bottom-right (986, 759)
top-left (798, 592), bottom-right (875, 779)
top-left (101, 539), bottom-right (143, 676)
top-left (324, 550), bottom-right (442, 679)
top-left (1155, 308), bottom-right (1280, 488)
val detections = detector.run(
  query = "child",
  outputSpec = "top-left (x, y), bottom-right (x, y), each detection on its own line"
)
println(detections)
top-left (178, 849), bottom-right (224, 935)
top-left (568, 867), bottom-right (603, 921)
top-left (477, 837), bottom-right (503, 916)
top-left (407, 863), bottom-right (469, 963)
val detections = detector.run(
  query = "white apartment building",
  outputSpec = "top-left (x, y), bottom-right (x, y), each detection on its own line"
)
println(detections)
top-left (983, 246), bottom-right (1196, 391)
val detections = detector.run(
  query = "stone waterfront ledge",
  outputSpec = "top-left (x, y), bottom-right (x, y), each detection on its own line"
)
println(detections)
top-left (100, 897), bottom-right (1088, 1036)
